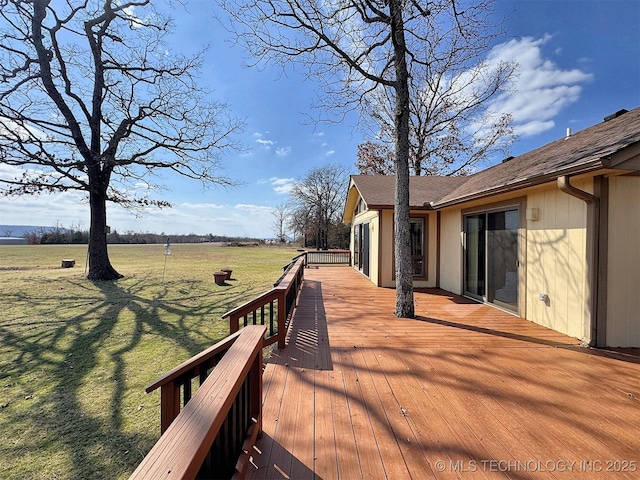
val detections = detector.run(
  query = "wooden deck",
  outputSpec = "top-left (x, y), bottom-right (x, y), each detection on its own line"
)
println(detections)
top-left (247, 266), bottom-right (640, 479)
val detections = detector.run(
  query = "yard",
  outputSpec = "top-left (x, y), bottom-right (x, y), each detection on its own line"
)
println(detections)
top-left (0, 243), bottom-right (299, 479)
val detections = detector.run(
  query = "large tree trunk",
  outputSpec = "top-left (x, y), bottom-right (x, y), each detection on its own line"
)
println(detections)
top-left (87, 189), bottom-right (122, 280)
top-left (390, 0), bottom-right (414, 318)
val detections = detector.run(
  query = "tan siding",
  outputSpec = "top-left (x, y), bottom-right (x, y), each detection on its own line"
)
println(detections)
top-left (352, 210), bottom-right (381, 285)
top-left (438, 183), bottom-right (592, 343)
top-left (354, 209), bottom-right (379, 225)
top-left (427, 213), bottom-right (438, 287)
top-left (379, 210), bottom-right (395, 287)
top-left (439, 208), bottom-right (463, 294)
top-left (526, 181), bottom-right (590, 341)
top-left (606, 176), bottom-right (640, 347)
top-left (369, 217), bottom-right (380, 286)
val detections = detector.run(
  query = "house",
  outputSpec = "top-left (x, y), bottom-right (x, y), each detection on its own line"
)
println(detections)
top-left (343, 107), bottom-right (640, 348)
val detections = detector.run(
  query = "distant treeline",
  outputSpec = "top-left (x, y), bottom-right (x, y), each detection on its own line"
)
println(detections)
top-left (21, 227), bottom-right (262, 245)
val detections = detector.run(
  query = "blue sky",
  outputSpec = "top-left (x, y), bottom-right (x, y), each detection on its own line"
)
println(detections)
top-left (1, 0), bottom-right (639, 238)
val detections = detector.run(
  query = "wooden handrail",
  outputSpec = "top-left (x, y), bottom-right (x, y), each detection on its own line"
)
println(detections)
top-left (222, 289), bottom-right (279, 322)
top-left (223, 256), bottom-right (305, 350)
top-left (131, 326), bottom-right (266, 480)
top-left (144, 330), bottom-right (244, 434)
top-left (145, 330), bottom-right (242, 394)
top-left (305, 249), bottom-right (351, 265)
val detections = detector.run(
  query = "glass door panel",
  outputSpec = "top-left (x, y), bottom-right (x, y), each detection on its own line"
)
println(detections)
top-left (465, 209), bottom-right (519, 313)
top-left (464, 214), bottom-right (485, 297)
top-left (362, 223), bottom-right (370, 277)
top-left (354, 225), bottom-right (360, 269)
top-left (487, 210), bottom-right (519, 311)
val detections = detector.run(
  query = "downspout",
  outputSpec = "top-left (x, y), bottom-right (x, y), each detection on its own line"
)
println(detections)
top-left (557, 175), bottom-right (600, 346)
top-left (436, 210), bottom-right (441, 288)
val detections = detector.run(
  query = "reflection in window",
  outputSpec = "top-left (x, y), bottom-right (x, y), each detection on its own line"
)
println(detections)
top-left (410, 218), bottom-right (425, 277)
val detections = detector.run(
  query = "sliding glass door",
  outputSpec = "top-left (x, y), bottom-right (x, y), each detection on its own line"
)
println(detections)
top-left (354, 223), bottom-right (369, 277)
top-left (464, 208), bottom-right (519, 312)
top-left (464, 215), bottom-right (485, 296)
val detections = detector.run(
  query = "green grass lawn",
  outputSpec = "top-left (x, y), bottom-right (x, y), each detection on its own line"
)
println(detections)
top-left (0, 243), bottom-right (299, 479)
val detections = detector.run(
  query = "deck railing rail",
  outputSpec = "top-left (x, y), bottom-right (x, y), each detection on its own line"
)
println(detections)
top-left (305, 249), bottom-right (351, 265)
top-left (130, 326), bottom-right (265, 480)
top-left (223, 255), bottom-right (305, 350)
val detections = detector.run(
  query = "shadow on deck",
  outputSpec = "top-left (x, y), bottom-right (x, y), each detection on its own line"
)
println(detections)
top-left (248, 266), bottom-right (640, 479)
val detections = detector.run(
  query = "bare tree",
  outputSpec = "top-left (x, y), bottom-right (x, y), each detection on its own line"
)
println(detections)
top-left (287, 206), bottom-right (312, 247)
top-left (362, 56), bottom-right (515, 176)
top-left (220, 0), bottom-right (509, 317)
top-left (0, 0), bottom-right (242, 280)
top-left (271, 202), bottom-right (290, 243)
top-left (289, 165), bottom-right (350, 250)
top-left (356, 141), bottom-right (395, 175)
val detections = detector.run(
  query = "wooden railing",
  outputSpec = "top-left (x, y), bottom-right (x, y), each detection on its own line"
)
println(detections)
top-left (130, 326), bottom-right (266, 480)
top-left (305, 249), bottom-right (351, 265)
top-left (223, 255), bottom-right (305, 350)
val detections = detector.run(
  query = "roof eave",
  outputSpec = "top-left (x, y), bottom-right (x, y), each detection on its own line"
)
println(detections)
top-left (364, 203), bottom-right (436, 210)
top-left (432, 161), bottom-right (605, 209)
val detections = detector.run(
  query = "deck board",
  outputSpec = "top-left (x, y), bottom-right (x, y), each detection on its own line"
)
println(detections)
top-left (247, 266), bottom-right (640, 479)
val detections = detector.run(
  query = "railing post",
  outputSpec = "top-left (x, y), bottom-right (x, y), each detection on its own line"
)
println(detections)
top-left (251, 343), bottom-right (263, 437)
top-left (229, 314), bottom-right (239, 334)
top-left (160, 382), bottom-right (181, 434)
top-left (133, 327), bottom-right (266, 480)
top-left (277, 288), bottom-right (286, 350)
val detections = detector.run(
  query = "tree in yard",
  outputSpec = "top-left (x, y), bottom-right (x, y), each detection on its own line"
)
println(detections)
top-left (0, 0), bottom-right (242, 280)
top-left (287, 205), bottom-right (312, 247)
top-left (289, 165), bottom-right (350, 251)
top-left (220, 0), bottom-right (511, 317)
top-left (356, 140), bottom-right (395, 175)
top-left (360, 51), bottom-right (515, 176)
top-left (271, 202), bottom-right (291, 243)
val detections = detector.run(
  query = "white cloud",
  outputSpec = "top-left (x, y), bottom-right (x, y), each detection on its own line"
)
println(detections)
top-left (513, 120), bottom-right (556, 138)
top-left (0, 163), bottom-right (25, 179)
top-left (269, 177), bottom-right (295, 195)
top-left (486, 35), bottom-right (593, 137)
top-left (107, 202), bottom-right (276, 237)
top-left (179, 202), bottom-right (226, 210)
top-left (0, 190), bottom-right (89, 228)
top-left (256, 138), bottom-right (275, 147)
top-left (275, 146), bottom-right (291, 157)
top-left (235, 204), bottom-right (274, 215)
top-left (0, 189), bottom-right (279, 237)
top-left (0, 116), bottom-right (47, 141)
top-left (325, 150), bottom-right (335, 156)
top-left (253, 132), bottom-right (276, 148)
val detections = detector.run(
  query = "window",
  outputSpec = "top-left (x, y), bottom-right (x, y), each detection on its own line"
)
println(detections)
top-left (392, 216), bottom-right (428, 280)
top-left (410, 218), bottom-right (426, 278)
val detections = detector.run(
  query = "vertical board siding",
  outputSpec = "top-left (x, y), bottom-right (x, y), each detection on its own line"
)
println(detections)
top-left (527, 182), bottom-right (589, 341)
top-left (438, 207), bottom-right (464, 294)
top-left (607, 176), bottom-right (640, 347)
top-left (380, 210), bottom-right (395, 287)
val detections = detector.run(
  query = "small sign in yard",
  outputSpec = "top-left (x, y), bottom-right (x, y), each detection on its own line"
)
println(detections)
top-left (162, 238), bottom-right (171, 282)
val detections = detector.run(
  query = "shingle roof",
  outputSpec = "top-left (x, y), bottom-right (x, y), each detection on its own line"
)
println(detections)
top-left (434, 106), bottom-right (640, 207)
top-left (350, 106), bottom-right (640, 211)
top-left (351, 175), bottom-right (468, 209)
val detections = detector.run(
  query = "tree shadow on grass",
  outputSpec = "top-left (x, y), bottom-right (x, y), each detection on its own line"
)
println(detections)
top-left (0, 276), bottom-right (259, 479)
